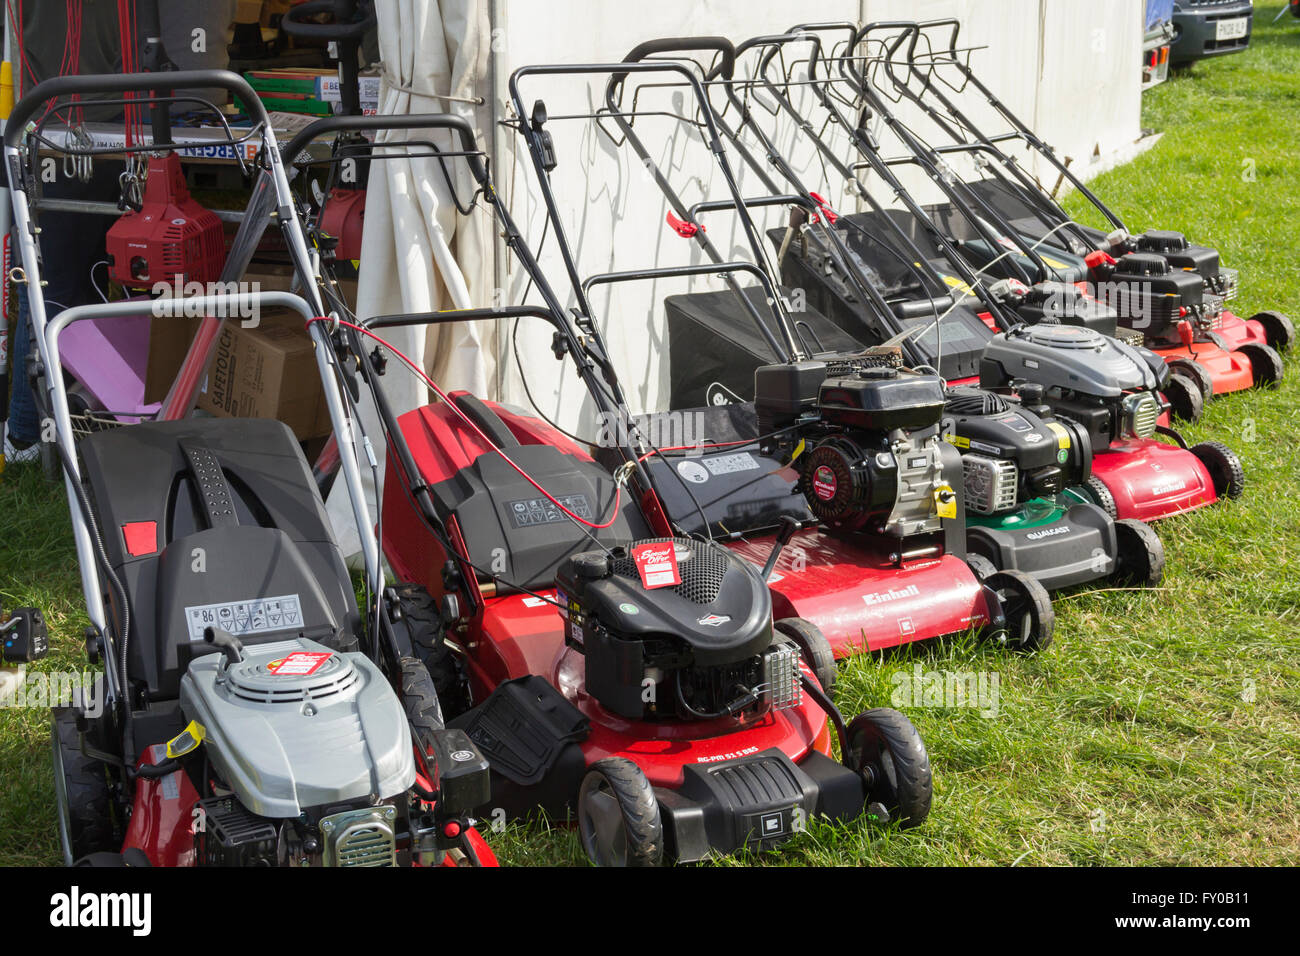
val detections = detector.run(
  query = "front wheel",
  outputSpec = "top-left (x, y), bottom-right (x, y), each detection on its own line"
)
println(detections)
top-left (1163, 372), bottom-right (1204, 423)
top-left (982, 569), bottom-right (1055, 652)
top-left (1112, 519), bottom-right (1165, 586)
top-left (1238, 342), bottom-right (1284, 389)
top-left (1248, 310), bottom-right (1295, 352)
top-left (1167, 358), bottom-right (1214, 402)
top-left (577, 758), bottom-right (663, 867)
top-left (845, 709), bottom-right (932, 829)
top-left (775, 617), bottom-right (837, 696)
top-left (1191, 440), bottom-right (1245, 500)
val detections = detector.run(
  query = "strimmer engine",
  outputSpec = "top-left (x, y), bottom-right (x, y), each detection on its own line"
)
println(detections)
top-left (942, 383), bottom-right (1092, 516)
top-left (181, 634), bottom-right (416, 866)
top-left (556, 538), bottom-right (801, 723)
top-left (979, 323), bottom-right (1170, 453)
top-left (106, 153), bottom-right (226, 289)
top-left (754, 349), bottom-right (964, 556)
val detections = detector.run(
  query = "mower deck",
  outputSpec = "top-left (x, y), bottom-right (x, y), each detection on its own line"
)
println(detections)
top-left (726, 530), bottom-right (990, 656)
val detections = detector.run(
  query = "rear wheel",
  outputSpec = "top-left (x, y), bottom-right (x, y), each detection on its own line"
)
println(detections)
top-left (1163, 372), bottom-right (1204, 423)
top-left (51, 709), bottom-right (119, 864)
top-left (1112, 519), bottom-right (1165, 586)
top-left (964, 553), bottom-right (999, 582)
top-left (1082, 475), bottom-right (1119, 520)
top-left (1191, 441), bottom-right (1245, 500)
top-left (577, 758), bottom-right (663, 867)
top-left (388, 583), bottom-right (470, 719)
top-left (1167, 359), bottom-right (1213, 402)
top-left (845, 709), bottom-right (932, 829)
top-left (774, 617), bottom-right (836, 696)
top-left (399, 657), bottom-right (445, 761)
top-left (1238, 342), bottom-right (1284, 389)
top-left (1248, 310), bottom-right (1295, 351)
top-left (982, 569), bottom-right (1054, 652)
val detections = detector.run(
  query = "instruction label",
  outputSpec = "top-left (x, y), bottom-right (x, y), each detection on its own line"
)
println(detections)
top-left (184, 594), bottom-right (303, 641)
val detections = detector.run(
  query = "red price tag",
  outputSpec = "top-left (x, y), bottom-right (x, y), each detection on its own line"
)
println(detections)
top-left (266, 651), bottom-right (333, 676)
top-left (631, 542), bottom-right (682, 589)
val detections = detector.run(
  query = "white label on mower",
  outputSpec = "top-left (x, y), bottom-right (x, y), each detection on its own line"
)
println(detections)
top-left (183, 594), bottom-right (303, 641)
top-left (1216, 17), bottom-right (1248, 41)
top-left (703, 452), bottom-right (761, 476)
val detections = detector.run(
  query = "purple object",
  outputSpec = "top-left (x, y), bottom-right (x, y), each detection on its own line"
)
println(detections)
top-left (58, 299), bottom-right (161, 422)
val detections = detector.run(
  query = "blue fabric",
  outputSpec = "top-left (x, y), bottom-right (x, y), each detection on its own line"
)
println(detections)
top-left (8, 285), bottom-right (41, 445)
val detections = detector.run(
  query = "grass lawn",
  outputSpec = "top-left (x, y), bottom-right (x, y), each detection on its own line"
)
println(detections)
top-left (2, 20), bottom-right (1298, 867)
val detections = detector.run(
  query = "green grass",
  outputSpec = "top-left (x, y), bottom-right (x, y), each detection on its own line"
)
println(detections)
top-left (4, 22), bottom-right (1300, 867)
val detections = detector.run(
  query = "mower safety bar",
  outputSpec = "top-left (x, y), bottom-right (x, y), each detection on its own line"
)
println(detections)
top-left (735, 32), bottom-right (826, 81)
top-left (617, 37), bottom-right (736, 84)
top-left (365, 305), bottom-right (564, 334)
top-left (3, 70), bottom-right (272, 150)
top-left (281, 0), bottom-right (376, 40)
top-left (687, 193), bottom-right (817, 222)
top-left (281, 114), bottom-right (488, 184)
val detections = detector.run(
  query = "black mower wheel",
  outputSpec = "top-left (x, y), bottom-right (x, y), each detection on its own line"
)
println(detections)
top-left (1238, 342), bottom-right (1284, 389)
top-left (845, 709), bottom-right (932, 829)
top-left (51, 709), bottom-right (119, 864)
top-left (389, 582), bottom-right (470, 719)
top-left (982, 569), bottom-right (1055, 652)
top-left (964, 553), bottom-right (1000, 582)
top-left (1167, 359), bottom-right (1214, 402)
top-left (1112, 519), bottom-right (1165, 587)
top-left (1191, 441), bottom-right (1246, 500)
top-left (774, 617), bottom-right (836, 696)
top-left (399, 657), bottom-right (445, 759)
top-left (1082, 476), bottom-right (1119, 520)
top-left (577, 758), bottom-right (663, 867)
top-left (1248, 310), bottom-right (1295, 352)
top-left (1163, 372), bottom-right (1204, 424)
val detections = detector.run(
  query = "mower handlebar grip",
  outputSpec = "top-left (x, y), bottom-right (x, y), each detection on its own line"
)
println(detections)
top-left (3, 70), bottom-right (270, 150)
top-left (281, 0), bottom-right (376, 40)
top-left (619, 37), bottom-right (736, 82)
top-left (280, 113), bottom-right (487, 182)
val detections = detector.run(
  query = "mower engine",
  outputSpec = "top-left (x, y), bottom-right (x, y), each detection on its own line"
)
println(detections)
top-left (1087, 250), bottom-right (1220, 345)
top-left (979, 323), bottom-right (1168, 454)
top-left (1109, 227), bottom-right (1236, 300)
top-left (557, 538), bottom-right (800, 723)
top-left (105, 153), bottom-right (225, 289)
top-left (942, 384), bottom-right (1092, 516)
top-left (180, 635), bottom-right (417, 867)
top-left (754, 349), bottom-right (963, 556)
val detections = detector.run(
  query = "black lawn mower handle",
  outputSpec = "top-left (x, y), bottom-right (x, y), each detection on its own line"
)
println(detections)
top-left (736, 33), bottom-right (824, 82)
top-left (281, 0), bottom-right (376, 40)
top-left (281, 114), bottom-right (487, 184)
top-left (3, 70), bottom-right (270, 150)
top-left (617, 37), bottom-right (736, 84)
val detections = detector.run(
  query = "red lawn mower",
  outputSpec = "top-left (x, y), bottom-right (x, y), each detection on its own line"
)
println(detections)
top-left (696, 26), bottom-right (1239, 526)
top-left (872, 19), bottom-right (1288, 393)
top-left (291, 105), bottom-right (934, 866)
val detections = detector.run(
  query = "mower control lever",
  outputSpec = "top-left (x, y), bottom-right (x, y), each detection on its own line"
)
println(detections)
top-left (761, 515), bottom-right (802, 580)
top-left (204, 626), bottom-right (245, 669)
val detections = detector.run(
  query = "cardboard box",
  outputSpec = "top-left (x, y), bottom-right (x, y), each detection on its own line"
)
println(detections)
top-left (196, 308), bottom-right (331, 440)
top-left (144, 264), bottom-right (356, 408)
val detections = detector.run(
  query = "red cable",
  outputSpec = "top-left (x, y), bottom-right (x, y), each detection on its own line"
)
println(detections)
top-left (638, 437), bottom-right (765, 462)
top-left (308, 317), bottom-right (625, 531)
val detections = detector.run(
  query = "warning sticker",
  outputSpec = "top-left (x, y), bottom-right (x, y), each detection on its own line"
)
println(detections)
top-left (266, 651), bottom-right (333, 677)
top-left (631, 541), bottom-right (682, 589)
top-left (702, 452), bottom-right (760, 476)
top-left (183, 594), bottom-right (303, 642)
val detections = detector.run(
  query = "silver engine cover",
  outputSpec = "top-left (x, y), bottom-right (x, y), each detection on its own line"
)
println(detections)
top-left (180, 638), bottom-right (415, 818)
